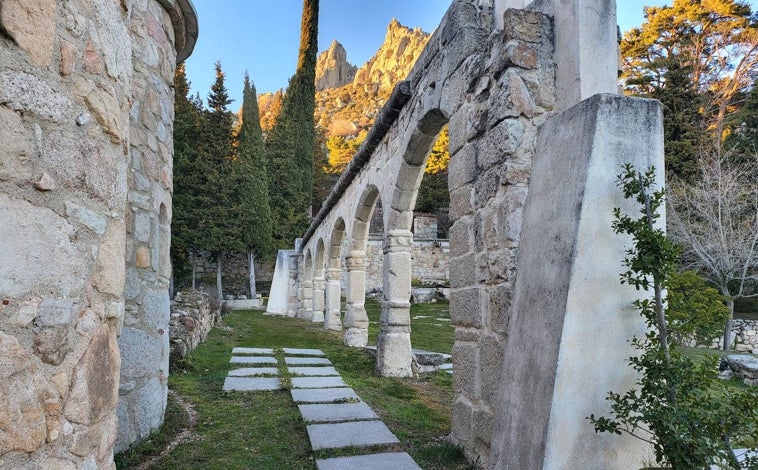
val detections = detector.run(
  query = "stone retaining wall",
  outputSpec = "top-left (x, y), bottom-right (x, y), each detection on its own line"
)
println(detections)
top-left (700, 320), bottom-right (758, 354)
top-left (169, 290), bottom-right (222, 360)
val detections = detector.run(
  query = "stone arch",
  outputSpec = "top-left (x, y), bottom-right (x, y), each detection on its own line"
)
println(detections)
top-left (299, 249), bottom-right (314, 319)
top-left (324, 218), bottom-right (346, 330)
top-left (343, 185), bottom-right (382, 346)
top-left (376, 109), bottom-right (449, 377)
top-left (311, 239), bottom-right (327, 323)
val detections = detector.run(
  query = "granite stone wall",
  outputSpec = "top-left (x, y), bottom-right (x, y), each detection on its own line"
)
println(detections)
top-left (0, 0), bottom-right (196, 466)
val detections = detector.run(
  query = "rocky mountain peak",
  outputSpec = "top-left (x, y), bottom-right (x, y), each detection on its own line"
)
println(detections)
top-left (315, 40), bottom-right (358, 92)
top-left (352, 19), bottom-right (430, 94)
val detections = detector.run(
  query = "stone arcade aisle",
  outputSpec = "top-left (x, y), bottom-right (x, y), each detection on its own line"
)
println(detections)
top-left (223, 347), bottom-right (422, 469)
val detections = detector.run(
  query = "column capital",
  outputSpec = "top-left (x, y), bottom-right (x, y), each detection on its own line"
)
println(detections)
top-left (384, 229), bottom-right (413, 252)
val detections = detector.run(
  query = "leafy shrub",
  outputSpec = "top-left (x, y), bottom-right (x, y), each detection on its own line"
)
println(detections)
top-left (666, 270), bottom-right (729, 346)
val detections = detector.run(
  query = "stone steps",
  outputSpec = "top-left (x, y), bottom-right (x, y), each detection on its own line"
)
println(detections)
top-left (223, 346), bottom-right (421, 469)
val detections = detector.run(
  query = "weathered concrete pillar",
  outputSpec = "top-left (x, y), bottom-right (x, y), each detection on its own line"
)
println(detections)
top-left (489, 94), bottom-right (661, 470)
top-left (376, 229), bottom-right (413, 377)
top-left (311, 275), bottom-right (325, 322)
top-left (299, 281), bottom-right (314, 320)
top-left (344, 251), bottom-right (369, 346)
top-left (324, 268), bottom-right (343, 331)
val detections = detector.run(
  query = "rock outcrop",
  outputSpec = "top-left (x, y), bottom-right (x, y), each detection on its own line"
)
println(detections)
top-left (314, 19), bottom-right (430, 136)
top-left (352, 19), bottom-right (429, 94)
top-left (315, 40), bottom-right (357, 92)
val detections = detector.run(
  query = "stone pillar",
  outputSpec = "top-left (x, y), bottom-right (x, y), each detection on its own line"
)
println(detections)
top-left (311, 275), bottom-right (325, 322)
top-left (376, 230), bottom-right (413, 377)
top-left (299, 281), bottom-right (314, 320)
top-left (344, 251), bottom-right (369, 346)
top-left (324, 268), bottom-right (343, 331)
top-left (287, 252), bottom-right (301, 317)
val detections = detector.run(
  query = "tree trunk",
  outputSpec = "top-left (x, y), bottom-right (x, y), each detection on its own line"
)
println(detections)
top-left (722, 299), bottom-right (735, 351)
top-left (191, 252), bottom-right (196, 290)
top-left (216, 253), bottom-right (223, 300)
top-left (169, 274), bottom-right (175, 299)
top-left (248, 248), bottom-right (256, 299)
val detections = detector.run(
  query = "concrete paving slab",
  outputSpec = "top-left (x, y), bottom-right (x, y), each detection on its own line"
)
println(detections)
top-left (439, 363), bottom-right (453, 370)
top-left (298, 402), bottom-right (378, 423)
top-left (282, 348), bottom-right (325, 356)
top-left (291, 377), bottom-right (347, 389)
top-left (316, 452), bottom-right (421, 470)
top-left (223, 377), bottom-right (280, 391)
top-left (291, 388), bottom-right (360, 404)
top-left (284, 357), bottom-right (332, 366)
top-left (232, 347), bottom-right (274, 355)
top-left (230, 356), bottom-right (277, 365)
top-left (288, 366), bottom-right (339, 376)
top-left (228, 367), bottom-right (278, 377)
top-left (306, 421), bottom-right (399, 450)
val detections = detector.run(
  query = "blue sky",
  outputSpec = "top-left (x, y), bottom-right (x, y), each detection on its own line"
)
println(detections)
top-left (183, 1), bottom-right (754, 106)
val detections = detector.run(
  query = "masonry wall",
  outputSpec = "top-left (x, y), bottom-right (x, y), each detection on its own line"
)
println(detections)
top-left (0, 0), bottom-right (194, 466)
top-left (116, 0), bottom-right (179, 452)
top-left (363, 237), bottom-right (449, 292)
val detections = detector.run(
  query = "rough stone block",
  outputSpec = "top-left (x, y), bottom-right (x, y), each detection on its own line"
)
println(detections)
top-left (228, 368), bottom-right (278, 377)
top-left (450, 288), bottom-right (482, 328)
top-left (291, 377), bottom-right (347, 389)
top-left (449, 253), bottom-right (476, 289)
top-left (284, 357), bottom-right (332, 366)
top-left (503, 9), bottom-right (545, 43)
top-left (452, 342), bottom-right (480, 398)
top-left (306, 421), bottom-right (399, 450)
top-left (290, 388), bottom-right (360, 404)
top-left (222, 377), bottom-right (280, 392)
top-left (449, 217), bottom-right (474, 257)
top-left (448, 144), bottom-right (478, 192)
top-left (316, 452), bottom-right (421, 470)
top-left (288, 366), bottom-right (339, 376)
top-left (298, 402), bottom-right (378, 423)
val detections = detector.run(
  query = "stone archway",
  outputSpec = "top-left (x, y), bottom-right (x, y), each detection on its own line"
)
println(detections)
top-left (324, 219), bottom-right (346, 331)
top-left (376, 109), bottom-right (449, 378)
top-left (343, 185), bottom-right (382, 347)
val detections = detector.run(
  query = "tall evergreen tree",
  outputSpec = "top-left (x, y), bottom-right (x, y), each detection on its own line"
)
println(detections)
top-left (235, 73), bottom-right (273, 298)
top-left (196, 61), bottom-right (240, 298)
top-left (172, 64), bottom-right (204, 289)
top-left (266, 0), bottom-right (319, 248)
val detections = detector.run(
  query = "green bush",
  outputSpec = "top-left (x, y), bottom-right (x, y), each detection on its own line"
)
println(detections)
top-left (666, 270), bottom-right (729, 347)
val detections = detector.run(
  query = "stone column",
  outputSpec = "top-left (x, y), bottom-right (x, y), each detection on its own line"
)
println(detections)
top-left (376, 230), bottom-right (413, 377)
top-left (287, 253), bottom-right (301, 317)
top-left (299, 280), bottom-right (314, 320)
top-left (344, 251), bottom-right (369, 346)
top-left (324, 268), bottom-right (343, 331)
top-left (311, 275), bottom-right (325, 323)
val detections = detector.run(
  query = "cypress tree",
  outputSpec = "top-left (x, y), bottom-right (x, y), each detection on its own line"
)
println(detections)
top-left (266, 0), bottom-right (319, 248)
top-left (172, 64), bottom-right (204, 289)
top-left (236, 73), bottom-right (273, 297)
top-left (197, 61), bottom-right (240, 298)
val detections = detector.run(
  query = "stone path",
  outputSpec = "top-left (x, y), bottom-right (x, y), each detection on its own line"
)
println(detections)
top-left (223, 347), bottom-right (422, 469)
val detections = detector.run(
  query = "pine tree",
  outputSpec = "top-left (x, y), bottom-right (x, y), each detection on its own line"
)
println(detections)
top-left (235, 73), bottom-right (273, 298)
top-left (266, 0), bottom-right (319, 248)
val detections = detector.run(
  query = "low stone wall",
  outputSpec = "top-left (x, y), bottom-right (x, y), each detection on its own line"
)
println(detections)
top-left (186, 251), bottom-right (274, 297)
top-left (699, 320), bottom-right (758, 354)
top-left (363, 237), bottom-right (449, 292)
top-left (168, 291), bottom-right (222, 360)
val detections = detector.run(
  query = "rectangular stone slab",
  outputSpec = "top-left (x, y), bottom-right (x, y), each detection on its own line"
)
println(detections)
top-left (282, 348), bottom-right (325, 356)
top-left (298, 402), bottom-right (378, 423)
top-left (223, 377), bottom-right (280, 391)
top-left (232, 347), bottom-right (274, 355)
top-left (291, 377), bottom-right (347, 389)
top-left (291, 388), bottom-right (360, 404)
top-left (284, 357), bottom-right (332, 366)
top-left (288, 366), bottom-right (339, 376)
top-left (228, 367), bottom-right (278, 377)
top-left (316, 452), bottom-right (421, 470)
top-left (230, 356), bottom-right (277, 365)
top-left (306, 421), bottom-right (399, 450)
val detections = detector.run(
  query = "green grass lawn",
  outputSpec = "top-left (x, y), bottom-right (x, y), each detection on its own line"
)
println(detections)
top-left (115, 303), bottom-right (470, 470)
top-left (365, 298), bottom-right (454, 353)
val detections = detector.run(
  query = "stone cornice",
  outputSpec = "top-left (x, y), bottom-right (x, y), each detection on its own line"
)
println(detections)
top-left (156, 0), bottom-right (199, 63)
